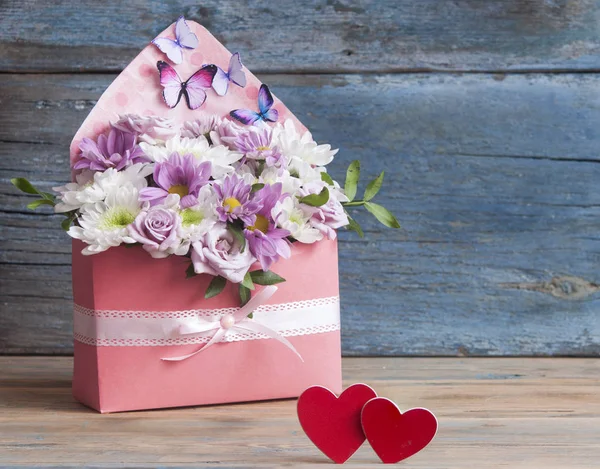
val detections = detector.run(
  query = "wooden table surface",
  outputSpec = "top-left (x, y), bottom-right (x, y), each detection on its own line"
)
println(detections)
top-left (1, 357), bottom-right (598, 468)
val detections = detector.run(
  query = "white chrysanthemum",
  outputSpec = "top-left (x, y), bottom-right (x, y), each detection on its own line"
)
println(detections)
top-left (54, 164), bottom-right (152, 213)
top-left (201, 144), bottom-right (245, 178)
top-left (140, 135), bottom-right (242, 178)
top-left (328, 179), bottom-right (350, 204)
top-left (259, 167), bottom-right (302, 195)
top-left (272, 197), bottom-right (323, 244)
top-left (67, 185), bottom-right (144, 255)
top-left (178, 185), bottom-right (218, 247)
top-left (53, 171), bottom-right (101, 213)
top-left (291, 160), bottom-right (327, 185)
top-left (274, 119), bottom-right (338, 168)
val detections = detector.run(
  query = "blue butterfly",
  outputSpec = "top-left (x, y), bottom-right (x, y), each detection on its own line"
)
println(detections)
top-left (230, 84), bottom-right (279, 125)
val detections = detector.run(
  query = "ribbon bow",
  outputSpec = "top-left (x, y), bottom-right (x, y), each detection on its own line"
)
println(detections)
top-left (162, 285), bottom-right (303, 362)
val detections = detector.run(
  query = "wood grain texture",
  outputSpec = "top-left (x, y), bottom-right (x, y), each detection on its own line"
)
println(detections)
top-left (0, 357), bottom-right (599, 467)
top-left (1, 73), bottom-right (599, 355)
top-left (1, 0), bottom-right (600, 73)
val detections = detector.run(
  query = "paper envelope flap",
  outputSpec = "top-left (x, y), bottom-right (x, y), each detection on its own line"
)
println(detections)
top-left (69, 21), bottom-right (304, 166)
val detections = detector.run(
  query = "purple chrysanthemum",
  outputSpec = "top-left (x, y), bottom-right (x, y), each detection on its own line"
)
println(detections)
top-left (214, 173), bottom-right (261, 226)
top-left (244, 183), bottom-right (291, 271)
top-left (74, 126), bottom-right (149, 172)
top-left (234, 127), bottom-right (284, 167)
top-left (139, 152), bottom-right (211, 208)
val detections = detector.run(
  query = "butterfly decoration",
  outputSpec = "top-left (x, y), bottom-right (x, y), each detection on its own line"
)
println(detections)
top-left (157, 61), bottom-right (217, 110)
top-left (212, 52), bottom-right (247, 96)
top-left (230, 84), bottom-right (279, 125)
top-left (152, 16), bottom-right (198, 65)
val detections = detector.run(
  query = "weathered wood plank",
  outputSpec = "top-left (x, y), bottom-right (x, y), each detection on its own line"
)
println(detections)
top-left (1, 73), bottom-right (599, 355)
top-left (1, 0), bottom-right (600, 73)
top-left (0, 357), bottom-right (599, 467)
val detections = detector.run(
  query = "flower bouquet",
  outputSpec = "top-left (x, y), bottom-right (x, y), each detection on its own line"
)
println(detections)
top-left (12, 18), bottom-right (398, 412)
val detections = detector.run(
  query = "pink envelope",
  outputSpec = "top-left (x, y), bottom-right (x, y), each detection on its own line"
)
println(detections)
top-left (69, 20), bottom-right (342, 413)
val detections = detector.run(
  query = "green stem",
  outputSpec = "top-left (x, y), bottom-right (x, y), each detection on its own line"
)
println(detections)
top-left (343, 200), bottom-right (365, 207)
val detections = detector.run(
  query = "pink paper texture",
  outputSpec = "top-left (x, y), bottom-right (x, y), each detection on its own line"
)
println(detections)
top-left (70, 20), bottom-right (305, 166)
top-left (69, 19), bottom-right (342, 413)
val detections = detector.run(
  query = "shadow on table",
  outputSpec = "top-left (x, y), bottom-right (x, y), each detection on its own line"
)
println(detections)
top-left (0, 378), bottom-right (93, 413)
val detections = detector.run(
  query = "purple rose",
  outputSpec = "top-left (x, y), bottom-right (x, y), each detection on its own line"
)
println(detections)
top-left (112, 114), bottom-right (176, 145)
top-left (209, 119), bottom-right (245, 149)
top-left (191, 223), bottom-right (256, 284)
top-left (128, 206), bottom-right (183, 258)
top-left (180, 115), bottom-right (221, 138)
top-left (298, 181), bottom-right (349, 240)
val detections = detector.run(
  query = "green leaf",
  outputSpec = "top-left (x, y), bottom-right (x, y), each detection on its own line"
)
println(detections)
top-left (298, 187), bottom-right (329, 207)
top-left (27, 198), bottom-right (55, 210)
top-left (228, 222), bottom-right (246, 252)
top-left (40, 192), bottom-right (56, 201)
top-left (344, 160), bottom-right (360, 202)
top-left (241, 272), bottom-right (255, 290)
top-left (11, 178), bottom-right (41, 195)
top-left (185, 263), bottom-right (197, 279)
top-left (251, 183), bottom-right (265, 193)
top-left (60, 211), bottom-right (77, 231)
top-left (239, 284), bottom-right (251, 307)
top-left (320, 172), bottom-right (334, 186)
top-left (346, 216), bottom-right (364, 238)
top-left (61, 217), bottom-right (72, 231)
top-left (205, 276), bottom-right (227, 299)
top-left (364, 202), bottom-right (401, 228)
top-left (364, 171), bottom-right (384, 201)
top-left (250, 270), bottom-right (286, 285)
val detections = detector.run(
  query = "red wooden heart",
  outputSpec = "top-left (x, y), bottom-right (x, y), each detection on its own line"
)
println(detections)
top-left (297, 384), bottom-right (377, 463)
top-left (361, 398), bottom-right (437, 464)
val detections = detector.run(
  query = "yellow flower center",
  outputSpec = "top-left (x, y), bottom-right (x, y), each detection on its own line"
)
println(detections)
top-left (257, 145), bottom-right (270, 151)
top-left (168, 184), bottom-right (189, 198)
top-left (99, 207), bottom-right (136, 230)
top-left (289, 213), bottom-right (303, 225)
top-left (223, 197), bottom-right (242, 213)
top-left (248, 214), bottom-right (269, 234)
top-left (180, 208), bottom-right (204, 226)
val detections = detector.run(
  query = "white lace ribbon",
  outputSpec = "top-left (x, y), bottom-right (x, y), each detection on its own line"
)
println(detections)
top-left (162, 286), bottom-right (304, 361)
top-left (73, 289), bottom-right (340, 360)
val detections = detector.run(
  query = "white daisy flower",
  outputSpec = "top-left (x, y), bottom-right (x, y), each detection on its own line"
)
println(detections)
top-left (178, 185), bottom-right (219, 247)
top-left (54, 163), bottom-right (152, 213)
top-left (259, 167), bottom-right (302, 195)
top-left (68, 185), bottom-right (144, 255)
top-left (274, 119), bottom-right (338, 168)
top-left (272, 197), bottom-right (323, 244)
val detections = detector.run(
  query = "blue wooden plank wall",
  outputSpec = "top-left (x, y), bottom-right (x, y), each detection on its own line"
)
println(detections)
top-left (0, 0), bottom-right (599, 355)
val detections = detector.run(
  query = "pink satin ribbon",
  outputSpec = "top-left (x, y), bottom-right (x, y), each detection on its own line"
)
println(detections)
top-left (161, 285), bottom-right (303, 362)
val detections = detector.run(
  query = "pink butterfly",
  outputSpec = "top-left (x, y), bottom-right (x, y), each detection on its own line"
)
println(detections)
top-left (157, 61), bottom-right (217, 110)
top-left (212, 52), bottom-right (247, 96)
top-left (152, 16), bottom-right (198, 65)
